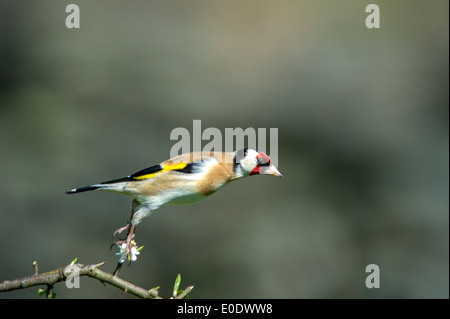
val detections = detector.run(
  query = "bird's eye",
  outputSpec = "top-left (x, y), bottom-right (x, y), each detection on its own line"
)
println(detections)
top-left (257, 157), bottom-right (270, 167)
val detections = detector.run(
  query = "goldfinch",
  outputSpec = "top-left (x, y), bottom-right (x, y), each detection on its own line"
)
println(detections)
top-left (66, 148), bottom-right (282, 264)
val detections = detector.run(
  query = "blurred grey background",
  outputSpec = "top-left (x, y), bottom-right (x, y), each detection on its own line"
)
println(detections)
top-left (0, 0), bottom-right (448, 298)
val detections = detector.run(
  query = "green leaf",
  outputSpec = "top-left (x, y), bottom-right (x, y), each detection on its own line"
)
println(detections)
top-left (71, 257), bottom-right (78, 264)
top-left (173, 273), bottom-right (181, 297)
top-left (37, 288), bottom-right (46, 296)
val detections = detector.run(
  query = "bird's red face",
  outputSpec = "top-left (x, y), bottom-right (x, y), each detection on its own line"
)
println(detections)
top-left (250, 152), bottom-right (282, 177)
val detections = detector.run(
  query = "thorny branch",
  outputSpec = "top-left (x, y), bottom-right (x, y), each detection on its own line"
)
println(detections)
top-left (0, 260), bottom-right (194, 299)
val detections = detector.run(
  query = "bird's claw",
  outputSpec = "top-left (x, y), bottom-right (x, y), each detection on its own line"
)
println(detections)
top-left (113, 224), bottom-right (130, 239)
top-left (113, 224), bottom-right (139, 266)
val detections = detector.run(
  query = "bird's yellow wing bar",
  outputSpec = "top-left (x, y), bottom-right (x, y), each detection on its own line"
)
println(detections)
top-left (132, 162), bottom-right (188, 180)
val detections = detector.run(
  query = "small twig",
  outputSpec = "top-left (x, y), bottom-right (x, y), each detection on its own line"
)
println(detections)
top-left (112, 261), bottom-right (123, 276)
top-left (46, 285), bottom-right (54, 299)
top-left (32, 261), bottom-right (39, 276)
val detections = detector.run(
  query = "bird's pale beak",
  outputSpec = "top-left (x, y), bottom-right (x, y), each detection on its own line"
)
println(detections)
top-left (261, 165), bottom-right (283, 178)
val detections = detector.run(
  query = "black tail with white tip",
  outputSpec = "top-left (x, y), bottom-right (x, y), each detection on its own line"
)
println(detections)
top-left (66, 185), bottom-right (101, 194)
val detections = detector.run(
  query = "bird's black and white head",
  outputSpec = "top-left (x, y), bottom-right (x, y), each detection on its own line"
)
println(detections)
top-left (233, 148), bottom-right (282, 179)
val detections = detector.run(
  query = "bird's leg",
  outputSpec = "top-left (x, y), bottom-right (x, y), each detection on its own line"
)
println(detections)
top-left (125, 224), bottom-right (136, 252)
top-left (113, 223), bottom-right (138, 276)
top-left (123, 207), bottom-right (137, 248)
top-left (112, 200), bottom-right (138, 244)
top-left (112, 201), bottom-right (143, 275)
top-left (112, 203), bottom-right (150, 275)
